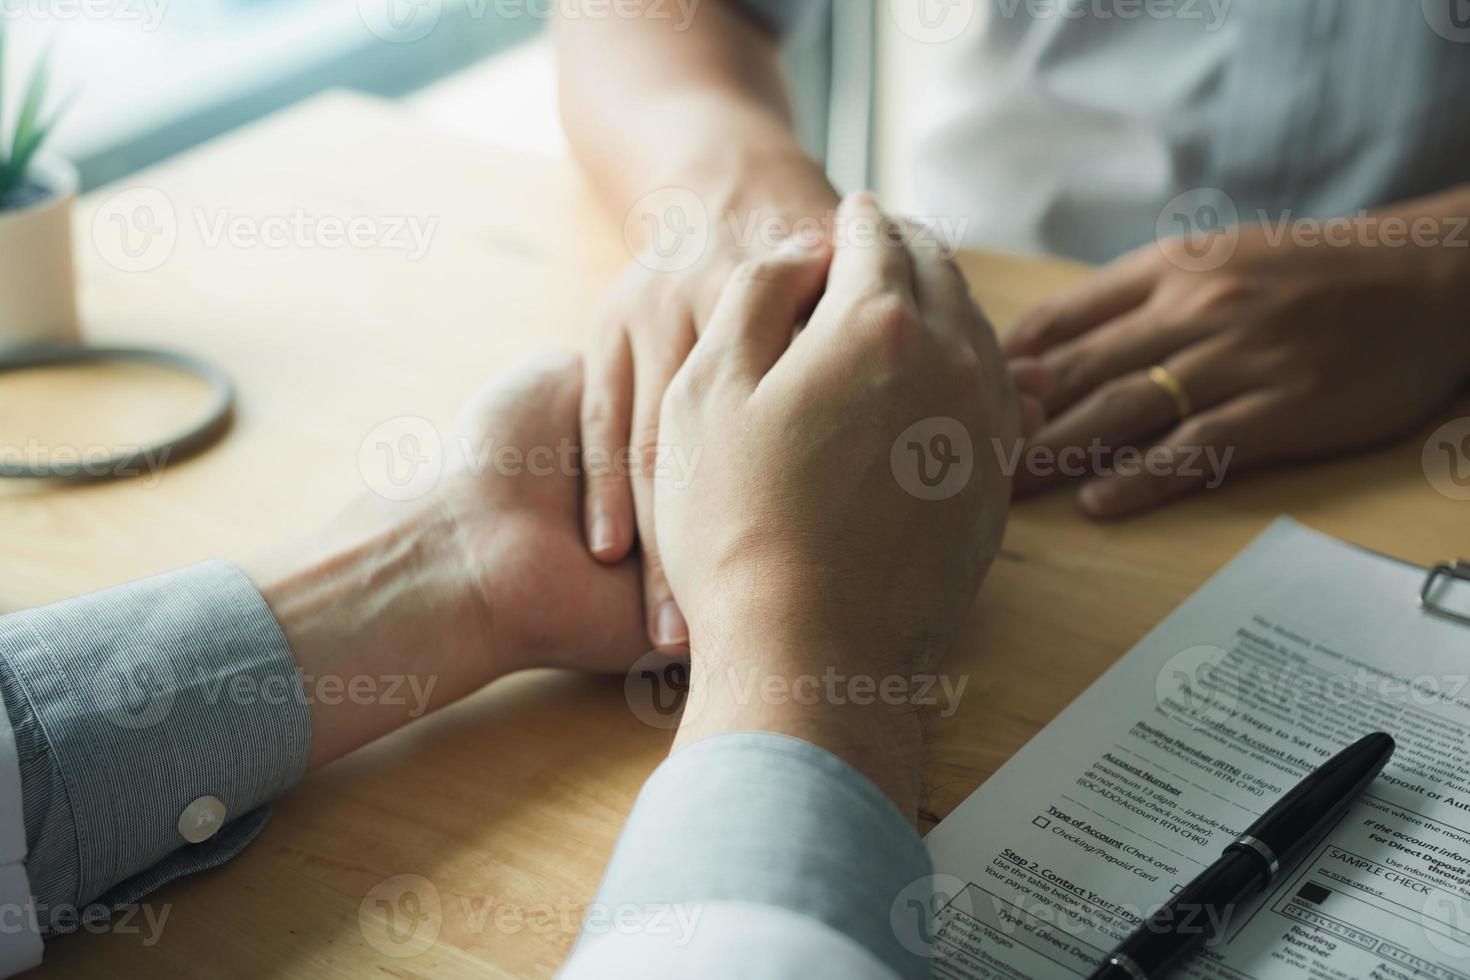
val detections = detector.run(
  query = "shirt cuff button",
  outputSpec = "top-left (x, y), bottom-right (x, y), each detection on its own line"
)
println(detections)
top-left (179, 795), bottom-right (227, 844)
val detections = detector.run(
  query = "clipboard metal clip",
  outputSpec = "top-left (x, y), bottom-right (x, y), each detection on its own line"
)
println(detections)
top-left (1420, 560), bottom-right (1470, 628)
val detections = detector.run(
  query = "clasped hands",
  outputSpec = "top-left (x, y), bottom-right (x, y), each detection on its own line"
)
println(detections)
top-left (247, 195), bottom-right (1028, 814)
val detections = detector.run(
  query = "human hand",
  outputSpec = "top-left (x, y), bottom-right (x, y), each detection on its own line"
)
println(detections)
top-left (251, 353), bottom-right (647, 768)
top-left (580, 180), bottom-right (841, 652)
top-left (1007, 206), bottom-right (1470, 518)
top-left (654, 194), bottom-right (1022, 813)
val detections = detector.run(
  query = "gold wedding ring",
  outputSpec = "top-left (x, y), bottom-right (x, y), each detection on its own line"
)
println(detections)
top-left (1148, 365), bottom-right (1193, 421)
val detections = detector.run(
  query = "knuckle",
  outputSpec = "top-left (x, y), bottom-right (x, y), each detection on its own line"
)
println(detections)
top-left (948, 339), bottom-right (986, 377)
top-left (583, 464), bottom-right (623, 491)
top-left (630, 409), bottom-right (663, 452)
top-left (1093, 376), bottom-right (1141, 416)
top-left (641, 544), bottom-right (668, 580)
top-left (580, 390), bottom-right (623, 432)
top-left (1175, 415), bottom-right (1227, 447)
top-left (668, 357), bottom-right (716, 406)
top-left (1014, 303), bottom-right (1068, 348)
top-left (731, 256), bottom-right (795, 291)
top-left (858, 294), bottom-right (925, 369)
top-left (1187, 273), bottom-right (1258, 315)
top-left (864, 291), bottom-right (923, 338)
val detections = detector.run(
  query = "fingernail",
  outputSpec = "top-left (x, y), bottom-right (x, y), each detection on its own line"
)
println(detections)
top-left (779, 233), bottom-right (826, 255)
top-left (654, 601), bottom-right (689, 648)
top-left (1079, 482), bottom-right (1115, 517)
top-left (589, 513), bottom-right (617, 557)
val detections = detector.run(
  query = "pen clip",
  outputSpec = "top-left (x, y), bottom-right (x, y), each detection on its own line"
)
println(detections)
top-left (1420, 560), bottom-right (1470, 628)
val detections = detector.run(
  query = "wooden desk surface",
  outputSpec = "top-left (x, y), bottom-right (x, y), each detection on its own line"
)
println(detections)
top-left (10, 92), bottom-right (1467, 978)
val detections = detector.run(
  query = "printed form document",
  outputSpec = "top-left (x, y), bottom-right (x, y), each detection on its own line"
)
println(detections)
top-left (923, 518), bottom-right (1470, 980)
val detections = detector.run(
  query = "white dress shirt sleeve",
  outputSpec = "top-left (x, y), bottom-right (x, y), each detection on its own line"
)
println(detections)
top-left (0, 692), bottom-right (42, 977)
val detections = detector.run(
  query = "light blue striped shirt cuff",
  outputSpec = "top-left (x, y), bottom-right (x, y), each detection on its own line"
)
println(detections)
top-left (0, 561), bottom-right (312, 934)
top-left (583, 732), bottom-right (932, 979)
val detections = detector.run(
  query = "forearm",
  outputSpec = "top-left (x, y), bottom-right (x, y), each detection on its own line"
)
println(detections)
top-left (672, 639), bottom-right (927, 823)
top-left (1346, 185), bottom-right (1470, 376)
top-left (552, 0), bottom-right (836, 237)
top-left (1388, 184), bottom-right (1470, 360)
top-left (243, 498), bottom-right (504, 771)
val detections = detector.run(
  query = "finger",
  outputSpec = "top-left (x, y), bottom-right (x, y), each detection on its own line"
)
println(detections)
top-left (1020, 394), bottom-right (1046, 439)
top-left (906, 223), bottom-right (982, 345)
top-left (1015, 337), bottom-right (1246, 494)
top-left (1004, 248), bottom-right (1158, 358)
top-left (581, 328), bottom-right (636, 562)
top-left (1041, 308), bottom-right (1220, 415)
top-left (819, 192), bottom-right (914, 306)
top-left (630, 330), bottom-right (695, 650)
top-left (1013, 370), bottom-right (1181, 495)
top-left (1009, 357), bottom-right (1054, 401)
top-left (692, 236), bottom-right (833, 386)
top-left (1077, 389), bottom-right (1281, 519)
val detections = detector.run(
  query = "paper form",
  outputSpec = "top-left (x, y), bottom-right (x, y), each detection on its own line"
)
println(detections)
top-left (917, 518), bottom-right (1470, 980)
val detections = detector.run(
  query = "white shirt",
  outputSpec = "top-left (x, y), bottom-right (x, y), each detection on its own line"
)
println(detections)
top-left (757, 1), bottom-right (1470, 263)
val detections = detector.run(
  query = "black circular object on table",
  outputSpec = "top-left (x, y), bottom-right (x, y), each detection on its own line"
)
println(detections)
top-left (0, 345), bottom-right (235, 480)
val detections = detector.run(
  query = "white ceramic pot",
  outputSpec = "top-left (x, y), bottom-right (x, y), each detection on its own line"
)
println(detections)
top-left (0, 153), bottom-right (81, 348)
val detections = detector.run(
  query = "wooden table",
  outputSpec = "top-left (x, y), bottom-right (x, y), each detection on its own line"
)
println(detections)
top-left (8, 92), bottom-right (1466, 978)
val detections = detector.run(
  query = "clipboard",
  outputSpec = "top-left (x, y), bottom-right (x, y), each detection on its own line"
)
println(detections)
top-left (1421, 560), bottom-right (1470, 628)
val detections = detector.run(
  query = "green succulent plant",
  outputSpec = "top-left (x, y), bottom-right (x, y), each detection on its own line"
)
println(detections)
top-left (0, 26), bottom-right (64, 207)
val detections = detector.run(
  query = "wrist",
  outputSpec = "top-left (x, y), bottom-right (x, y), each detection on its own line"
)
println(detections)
top-left (673, 637), bottom-right (928, 822)
top-left (242, 496), bottom-right (505, 769)
top-left (657, 145), bottom-right (839, 251)
top-left (1371, 186), bottom-right (1470, 379)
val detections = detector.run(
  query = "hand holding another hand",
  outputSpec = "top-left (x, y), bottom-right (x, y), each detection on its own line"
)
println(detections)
top-left (655, 195), bottom-right (1023, 815)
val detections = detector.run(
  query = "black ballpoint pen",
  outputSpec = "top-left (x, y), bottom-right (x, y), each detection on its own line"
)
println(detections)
top-left (1087, 731), bottom-right (1396, 980)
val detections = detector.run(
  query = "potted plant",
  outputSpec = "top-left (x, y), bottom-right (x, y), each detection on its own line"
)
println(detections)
top-left (0, 28), bottom-right (78, 348)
